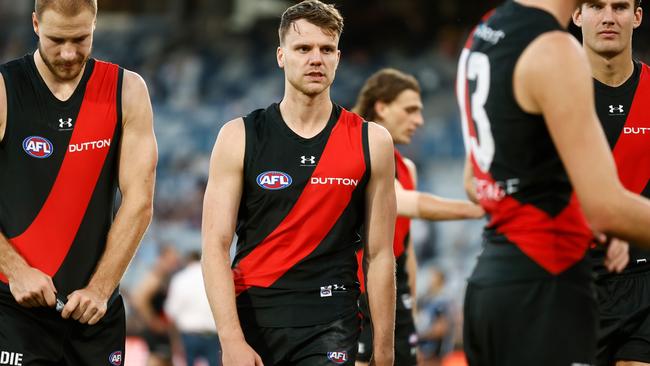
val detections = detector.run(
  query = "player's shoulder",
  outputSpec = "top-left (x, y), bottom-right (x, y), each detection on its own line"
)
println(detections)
top-left (217, 117), bottom-right (245, 144)
top-left (523, 31), bottom-right (585, 67)
top-left (366, 121), bottom-right (393, 145)
top-left (121, 68), bottom-right (149, 95)
top-left (221, 117), bottom-right (245, 134)
top-left (366, 122), bottom-right (395, 169)
top-left (516, 31), bottom-right (589, 91)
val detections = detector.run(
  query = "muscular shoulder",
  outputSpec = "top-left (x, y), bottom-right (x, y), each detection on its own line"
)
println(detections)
top-left (211, 117), bottom-right (245, 168)
top-left (121, 69), bottom-right (152, 127)
top-left (515, 31), bottom-right (590, 114)
top-left (367, 122), bottom-right (395, 173)
top-left (367, 122), bottom-right (393, 149)
top-left (218, 117), bottom-right (245, 144)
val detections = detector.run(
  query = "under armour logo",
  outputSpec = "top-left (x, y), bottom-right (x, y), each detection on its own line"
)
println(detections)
top-left (301, 155), bottom-right (316, 165)
top-left (609, 105), bottom-right (625, 115)
top-left (59, 118), bottom-right (73, 129)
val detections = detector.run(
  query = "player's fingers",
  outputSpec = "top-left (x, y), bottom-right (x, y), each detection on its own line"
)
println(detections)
top-left (87, 307), bottom-right (107, 325)
top-left (71, 298), bottom-right (90, 320)
top-left (613, 250), bottom-right (629, 272)
top-left (31, 288), bottom-right (47, 307)
top-left (594, 232), bottom-right (607, 245)
top-left (78, 305), bottom-right (98, 324)
top-left (47, 276), bottom-right (57, 295)
top-left (61, 294), bottom-right (80, 319)
top-left (17, 295), bottom-right (38, 308)
top-left (42, 287), bottom-right (57, 308)
top-left (605, 249), bottom-right (628, 273)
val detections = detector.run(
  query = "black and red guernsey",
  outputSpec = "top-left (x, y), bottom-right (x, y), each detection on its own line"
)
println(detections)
top-left (0, 55), bottom-right (122, 299)
top-left (233, 102), bottom-right (370, 327)
top-left (592, 61), bottom-right (650, 277)
top-left (456, 1), bottom-right (593, 279)
top-left (356, 149), bottom-right (414, 324)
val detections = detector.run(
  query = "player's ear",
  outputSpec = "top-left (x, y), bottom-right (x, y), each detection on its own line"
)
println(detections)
top-left (277, 46), bottom-right (285, 69)
top-left (32, 12), bottom-right (40, 35)
top-left (572, 7), bottom-right (584, 27)
top-left (374, 101), bottom-right (387, 121)
top-left (633, 6), bottom-right (643, 29)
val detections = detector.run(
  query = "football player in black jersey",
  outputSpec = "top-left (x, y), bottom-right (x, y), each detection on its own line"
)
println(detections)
top-left (574, 1), bottom-right (650, 365)
top-left (0, 0), bottom-right (157, 364)
top-left (459, 0), bottom-right (650, 364)
top-left (202, 1), bottom-right (396, 366)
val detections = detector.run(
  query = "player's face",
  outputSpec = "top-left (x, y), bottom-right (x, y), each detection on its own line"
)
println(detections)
top-left (574, 0), bottom-right (642, 57)
top-left (375, 89), bottom-right (424, 145)
top-left (33, 8), bottom-right (95, 81)
top-left (277, 19), bottom-right (341, 97)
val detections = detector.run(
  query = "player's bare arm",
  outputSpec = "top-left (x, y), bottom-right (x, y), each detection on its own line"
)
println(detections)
top-left (364, 122), bottom-right (397, 366)
top-left (61, 70), bottom-right (157, 324)
top-left (201, 118), bottom-right (263, 366)
top-left (515, 31), bottom-right (650, 246)
top-left (463, 155), bottom-right (479, 204)
top-left (0, 70), bottom-right (58, 309)
top-left (395, 158), bottom-right (483, 220)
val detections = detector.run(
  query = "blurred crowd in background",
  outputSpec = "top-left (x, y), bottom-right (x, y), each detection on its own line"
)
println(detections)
top-left (2, 0), bottom-right (650, 365)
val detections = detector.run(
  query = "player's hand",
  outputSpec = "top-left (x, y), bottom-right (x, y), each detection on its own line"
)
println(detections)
top-left (221, 339), bottom-right (264, 366)
top-left (604, 237), bottom-right (629, 273)
top-left (8, 265), bottom-right (57, 308)
top-left (61, 287), bottom-right (108, 325)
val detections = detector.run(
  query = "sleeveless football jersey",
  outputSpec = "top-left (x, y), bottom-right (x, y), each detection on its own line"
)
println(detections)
top-left (357, 148), bottom-right (415, 325)
top-left (0, 55), bottom-right (122, 298)
top-left (233, 102), bottom-right (370, 327)
top-left (592, 61), bottom-right (650, 277)
top-left (456, 1), bottom-right (593, 280)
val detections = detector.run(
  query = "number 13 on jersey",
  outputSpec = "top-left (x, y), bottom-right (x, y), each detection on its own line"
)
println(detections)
top-left (457, 49), bottom-right (495, 174)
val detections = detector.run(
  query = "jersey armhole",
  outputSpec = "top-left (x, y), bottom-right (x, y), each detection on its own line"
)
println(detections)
top-left (362, 121), bottom-right (371, 182)
top-left (242, 114), bottom-right (255, 186)
top-left (116, 67), bottom-right (124, 133)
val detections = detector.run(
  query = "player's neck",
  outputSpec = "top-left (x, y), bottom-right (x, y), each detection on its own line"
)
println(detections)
top-left (587, 48), bottom-right (635, 87)
top-left (33, 50), bottom-right (86, 102)
top-left (515, 0), bottom-right (575, 28)
top-left (279, 89), bottom-right (333, 139)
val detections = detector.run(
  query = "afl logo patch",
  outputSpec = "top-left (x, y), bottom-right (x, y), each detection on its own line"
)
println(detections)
top-left (23, 136), bottom-right (54, 158)
top-left (108, 351), bottom-right (122, 365)
top-left (257, 171), bottom-right (292, 190)
top-left (327, 351), bottom-right (348, 364)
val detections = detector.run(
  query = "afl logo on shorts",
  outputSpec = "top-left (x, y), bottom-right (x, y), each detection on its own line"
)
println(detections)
top-left (108, 351), bottom-right (122, 366)
top-left (327, 351), bottom-right (348, 364)
top-left (23, 136), bottom-right (54, 158)
top-left (257, 171), bottom-right (292, 190)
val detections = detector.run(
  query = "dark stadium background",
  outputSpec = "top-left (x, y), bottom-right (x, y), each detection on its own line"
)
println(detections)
top-left (1, 1), bottom-right (648, 364)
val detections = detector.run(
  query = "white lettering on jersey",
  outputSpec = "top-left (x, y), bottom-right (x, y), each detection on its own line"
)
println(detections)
top-left (68, 139), bottom-right (111, 153)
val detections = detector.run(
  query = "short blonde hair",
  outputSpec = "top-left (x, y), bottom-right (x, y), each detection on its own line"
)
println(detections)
top-left (35, 0), bottom-right (97, 19)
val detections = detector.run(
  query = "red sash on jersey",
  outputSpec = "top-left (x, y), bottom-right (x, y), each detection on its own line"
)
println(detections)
top-left (1, 61), bottom-right (119, 283)
top-left (356, 149), bottom-right (414, 293)
top-left (612, 64), bottom-right (650, 194)
top-left (233, 109), bottom-right (366, 295)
